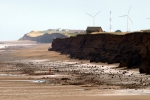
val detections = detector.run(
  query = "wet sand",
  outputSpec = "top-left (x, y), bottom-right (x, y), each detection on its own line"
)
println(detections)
top-left (0, 42), bottom-right (150, 100)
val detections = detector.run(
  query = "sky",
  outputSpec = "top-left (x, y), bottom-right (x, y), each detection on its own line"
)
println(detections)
top-left (0, 0), bottom-right (150, 40)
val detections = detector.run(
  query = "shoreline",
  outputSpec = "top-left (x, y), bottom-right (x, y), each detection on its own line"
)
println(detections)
top-left (0, 42), bottom-right (150, 100)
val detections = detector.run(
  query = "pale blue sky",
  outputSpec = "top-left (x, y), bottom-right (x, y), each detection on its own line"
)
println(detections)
top-left (0, 0), bottom-right (150, 40)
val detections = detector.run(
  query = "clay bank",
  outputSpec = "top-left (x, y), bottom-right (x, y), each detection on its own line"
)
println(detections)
top-left (49, 31), bottom-right (150, 74)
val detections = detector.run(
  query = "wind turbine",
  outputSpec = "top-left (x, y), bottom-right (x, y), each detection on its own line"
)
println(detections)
top-left (146, 18), bottom-right (150, 29)
top-left (86, 11), bottom-right (101, 26)
top-left (119, 6), bottom-right (133, 32)
top-left (110, 11), bottom-right (112, 32)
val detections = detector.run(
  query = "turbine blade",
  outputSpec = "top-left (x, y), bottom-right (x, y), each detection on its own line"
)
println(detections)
top-left (119, 15), bottom-right (127, 17)
top-left (86, 13), bottom-right (94, 17)
top-left (128, 5), bottom-right (132, 14)
top-left (146, 18), bottom-right (150, 19)
top-left (94, 11), bottom-right (101, 17)
top-left (128, 16), bottom-right (133, 23)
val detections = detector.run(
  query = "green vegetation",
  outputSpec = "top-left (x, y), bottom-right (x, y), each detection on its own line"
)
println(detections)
top-left (27, 30), bottom-right (86, 37)
top-left (142, 30), bottom-right (150, 33)
top-left (115, 30), bottom-right (122, 32)
top-left (62, 32), bottom-right (86, 37)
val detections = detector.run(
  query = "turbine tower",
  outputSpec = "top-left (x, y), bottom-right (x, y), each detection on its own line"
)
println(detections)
top-left (109, 11), bottom-right (112, 32)
top-left (86, 11), bottom-right (101, 26)
top-left (119, 6), bottom-right (133, 32)
top-left (146, 18), bottom-right (150, 29)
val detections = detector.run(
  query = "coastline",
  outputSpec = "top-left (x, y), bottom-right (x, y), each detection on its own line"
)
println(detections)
top-left (0, 42), bottom-right (150, 100)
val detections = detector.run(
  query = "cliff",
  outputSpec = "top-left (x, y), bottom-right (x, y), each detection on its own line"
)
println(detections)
top-left (19, 29), bottom-right (85, 43)
top-left (50, 32), bottom-right (150, 74)
top-left (19, 33), bottom-right (67, 43)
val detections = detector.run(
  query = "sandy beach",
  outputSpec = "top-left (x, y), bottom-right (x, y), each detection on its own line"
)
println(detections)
top-left (0, 41), bottom-right (150, 100)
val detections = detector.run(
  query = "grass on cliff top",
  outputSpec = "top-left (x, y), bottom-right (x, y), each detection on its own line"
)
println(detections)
top-left (27, 30), bottom-right (86, 37)
top-left (63, 32), bottom-right (86, 37)
top-left (91, 31), bottom-right (150, 35)
top-left (142, 30), bottom-right (150, 32)
top-left (91, 32), bottom-right (128, 35)
top-left (27, 30), bottom-right (150, 38)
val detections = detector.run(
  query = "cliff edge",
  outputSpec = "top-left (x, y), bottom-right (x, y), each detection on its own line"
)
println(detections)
top-left (19, 29), bottom-right (85, 43)
top-left (50, 32), bottom-right (150, 74)
top-left (19, 33), bottom-right (67, 43)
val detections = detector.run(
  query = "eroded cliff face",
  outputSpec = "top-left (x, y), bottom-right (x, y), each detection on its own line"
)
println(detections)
top-left (50, 32), bottom-right (150, 74)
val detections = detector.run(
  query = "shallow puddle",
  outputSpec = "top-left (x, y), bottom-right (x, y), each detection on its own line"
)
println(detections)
top-left (0, 74), bottom-right (24, 76)
top-left (103, 89), bottom-right (150, 96)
